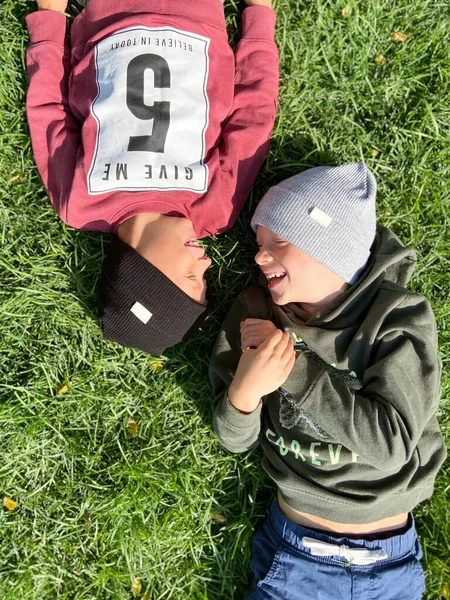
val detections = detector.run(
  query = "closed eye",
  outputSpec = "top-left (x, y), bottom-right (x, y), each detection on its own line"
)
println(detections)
top-left (257, 240), bottom-right (287, 249)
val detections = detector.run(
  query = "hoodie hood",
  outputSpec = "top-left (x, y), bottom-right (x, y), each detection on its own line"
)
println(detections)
top-left (267, 224), bottom-right (419, 369)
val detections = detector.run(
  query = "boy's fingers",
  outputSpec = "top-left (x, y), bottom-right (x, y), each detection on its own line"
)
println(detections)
top-left (241, 335), bottom-right (259, 350)
top-left (273, 331), bottom-right (291, 355)
top-left (260, 328), bottom-right (283, 350)
top-left (243, 318), bottom-right (269, 325)
top-left (241, 322), bottom-right (270, 334)
top-left (284, 352), bottom-right (296, 375)
top-left (241, 330), bottom-right (253, 347)
top-left (241, 326), bottom-right (267, 339)
top-left (281, 339), bottom-right (295, 362)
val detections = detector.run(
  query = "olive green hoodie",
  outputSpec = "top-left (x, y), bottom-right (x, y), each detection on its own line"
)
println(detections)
top-left (209, 225), bottom-right (446, 523)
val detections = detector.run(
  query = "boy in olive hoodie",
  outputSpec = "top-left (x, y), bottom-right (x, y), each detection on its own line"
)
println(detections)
top-left (209, 163), bottom-right (446, 599)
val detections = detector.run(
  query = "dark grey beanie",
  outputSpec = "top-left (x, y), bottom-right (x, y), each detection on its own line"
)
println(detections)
top-left (251, 162), bottom-right (377, 284)
top-left (97, 237), bottom-right (207, 355)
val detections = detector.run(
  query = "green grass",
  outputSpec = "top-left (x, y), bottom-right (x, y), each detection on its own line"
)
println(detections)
top-left (1, 0), bottom-right (449, 598)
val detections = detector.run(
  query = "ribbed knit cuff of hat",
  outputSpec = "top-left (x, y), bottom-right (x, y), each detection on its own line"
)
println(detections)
top-left (251, 162), bottom-right (377, 284)
top-left (97, 237), bottom-right (207, 355)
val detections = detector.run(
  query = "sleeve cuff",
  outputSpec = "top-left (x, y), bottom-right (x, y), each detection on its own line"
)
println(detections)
top-left (241, 5), bottom-right (276, 42)
top-left (26, 11), bottom-right (67, 46)
top-left (216, 394), bottom-right (262, 429)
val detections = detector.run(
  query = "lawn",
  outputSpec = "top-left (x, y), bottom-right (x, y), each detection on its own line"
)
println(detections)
top-left (0, 0), bottom-right (449, 598)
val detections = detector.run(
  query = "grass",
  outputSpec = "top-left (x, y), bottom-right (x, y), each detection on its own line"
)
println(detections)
top-left (1, 0), bottom-right (449, 598)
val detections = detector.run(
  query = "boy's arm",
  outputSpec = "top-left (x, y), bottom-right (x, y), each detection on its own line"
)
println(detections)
top-left (209, 295), bottom-right (264, 453)
top-left (26, 6), bottom-right (80, 220)
top-left (296, 294), bottom-right (443, 470)
top-left (218, 2), bottom-right (279, 228)
top-left (210, 293), bottom-right (295, 453)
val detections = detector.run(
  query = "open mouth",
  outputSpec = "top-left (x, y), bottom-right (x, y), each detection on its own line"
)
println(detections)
top-left (185, 238), bottom-right (202, 249)
top-left (264, 272), bottom-right (287, 289)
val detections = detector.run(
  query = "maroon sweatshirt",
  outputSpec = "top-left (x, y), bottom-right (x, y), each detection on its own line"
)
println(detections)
top-left (25, 0), bottom-right (278, 237)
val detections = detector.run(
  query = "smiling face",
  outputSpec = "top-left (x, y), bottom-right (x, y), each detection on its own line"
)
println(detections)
top-left (118, 215), bottom-right (212, 304)
top-left (255, 226), bottom-right (349, 312)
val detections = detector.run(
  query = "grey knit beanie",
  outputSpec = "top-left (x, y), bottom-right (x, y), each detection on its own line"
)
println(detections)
top-left (251, 162), bottom-right (377, 284)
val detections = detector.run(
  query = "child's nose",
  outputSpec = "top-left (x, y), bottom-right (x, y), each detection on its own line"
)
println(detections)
top-left (197, 256), bottom-right (212, 273)
top-left (255, 248), bottom-right (270, 265)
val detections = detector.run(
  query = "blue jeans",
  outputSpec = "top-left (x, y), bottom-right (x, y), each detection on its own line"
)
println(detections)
top-left (246, 500), bottom-right (425, 600)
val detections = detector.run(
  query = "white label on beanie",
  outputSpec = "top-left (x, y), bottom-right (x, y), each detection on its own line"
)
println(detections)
top-left (310, 207), bottom-right (333, 227)
top-left (130, 302), bottom-right (153, 324)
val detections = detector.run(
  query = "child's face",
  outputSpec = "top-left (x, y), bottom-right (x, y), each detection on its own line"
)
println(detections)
top-left (133, 217), bottom-right (212, 305)
top-left (255, 226), bottom-right (348, 309)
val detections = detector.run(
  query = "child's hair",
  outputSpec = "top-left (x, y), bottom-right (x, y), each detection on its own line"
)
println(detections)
top-left (251, 162), bottom-right (377, 284)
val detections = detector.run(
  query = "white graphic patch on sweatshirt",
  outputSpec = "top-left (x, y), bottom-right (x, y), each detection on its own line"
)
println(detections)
top-left (88, 27), bottom-right (210, 194)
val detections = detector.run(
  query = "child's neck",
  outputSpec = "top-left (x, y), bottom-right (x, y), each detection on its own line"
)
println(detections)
top-left (117, 212), bottom-right (162, 247)
top-left (296, 284), bottom-right (350, 318)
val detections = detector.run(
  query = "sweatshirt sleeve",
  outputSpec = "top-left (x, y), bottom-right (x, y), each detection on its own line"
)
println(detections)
top-left (25, 11), bottom-right (80, 220)
top-left (217, 5), bottom-right (279, 228)
top-left (209, 295), bottom-right (263, 453)
top-left (299, 294), bottom-right (442, 471)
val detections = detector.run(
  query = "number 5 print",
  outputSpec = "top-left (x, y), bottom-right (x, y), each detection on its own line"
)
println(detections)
top-left (126, 54), bottom-right (171, 153)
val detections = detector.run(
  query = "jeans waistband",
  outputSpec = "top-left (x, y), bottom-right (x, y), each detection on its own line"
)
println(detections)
top-left (267, 499), bottom-right (418, 562)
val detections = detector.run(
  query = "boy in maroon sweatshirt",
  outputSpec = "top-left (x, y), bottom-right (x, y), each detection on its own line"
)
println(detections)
top-left (26, 0), bottom-right (278, 354)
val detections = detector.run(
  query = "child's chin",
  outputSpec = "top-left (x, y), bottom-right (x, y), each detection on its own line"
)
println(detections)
top-left (270, 292), bottom-right (285, 305)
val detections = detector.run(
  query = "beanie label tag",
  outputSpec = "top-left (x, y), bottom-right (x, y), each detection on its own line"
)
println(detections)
top-left (130, 302), bottom-right (153, 325)
top-left (310, 207), bottom-right (332, 227)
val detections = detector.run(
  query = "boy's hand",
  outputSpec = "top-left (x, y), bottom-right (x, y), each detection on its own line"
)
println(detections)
top-left (229, 330), bottom-right (295, 413)
top-left (37, 0), bottom-right (68, 11)
top-left (244, 0), bottom-right (273, 7)
top-left (240, 318), bottom-right (279, 351)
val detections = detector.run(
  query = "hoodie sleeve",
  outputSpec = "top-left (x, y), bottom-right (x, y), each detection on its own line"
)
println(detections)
top-left (25, 11), bottom-right (80, 220)
top-left (209, 294), bottom-right (263, 453)
top-left (217, 5), bottom-right (279, 229)
top-left (298, 293), bottom-right (442, 471)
